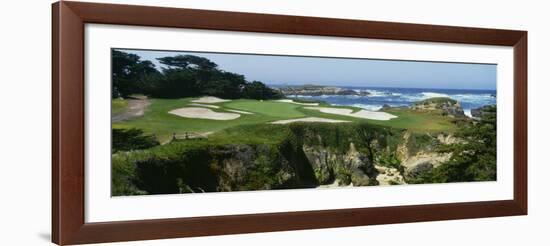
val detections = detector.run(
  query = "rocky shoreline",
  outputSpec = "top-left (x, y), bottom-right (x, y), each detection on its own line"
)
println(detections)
top-left (276, 85), bottom-right (370, 96)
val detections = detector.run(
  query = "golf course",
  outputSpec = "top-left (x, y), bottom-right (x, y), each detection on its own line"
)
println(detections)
top-left (112, 96), bottom-right (458, 143)
top-left (110, 49), bottom-right (496, 196)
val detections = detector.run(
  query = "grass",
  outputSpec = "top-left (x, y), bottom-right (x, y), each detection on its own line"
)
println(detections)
top-left (113, 97), bottom-right (458, 142)
top-left (112, 98), bottom-right (128, 115)
top-left (377, 108), bottom-right (457, 132)
top-left (223, 100), bottom-right (305, 118)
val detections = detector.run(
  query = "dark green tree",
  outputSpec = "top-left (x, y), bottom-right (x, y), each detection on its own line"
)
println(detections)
top-left (410, 105), bottom-right (497, 183)
top-left (243, 81), bottom-right (282, 100)
top-left (112, 50), bottom-right (282, 100)
top-left (146, 68), bottom-right (199, 98)
top-left (112, 50), bottom-right (158, 98)
top-left (200, 71), bottom-right (247, 99)
top-left (157, 55), bottom-right (217, 70)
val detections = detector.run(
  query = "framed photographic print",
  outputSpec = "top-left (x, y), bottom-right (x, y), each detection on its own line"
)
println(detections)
top-left (52, 1), bottom-right (527, 245)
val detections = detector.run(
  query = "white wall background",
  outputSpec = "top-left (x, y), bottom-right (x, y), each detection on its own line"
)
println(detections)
top-left (0, 0), bottom-right (547, 245)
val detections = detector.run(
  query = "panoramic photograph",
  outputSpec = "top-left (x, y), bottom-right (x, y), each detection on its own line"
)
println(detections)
top-left (111, 48), bottom-right (497, 196)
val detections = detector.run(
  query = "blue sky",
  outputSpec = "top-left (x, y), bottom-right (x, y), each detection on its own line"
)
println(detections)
top-left (118, 49), bottom-right (496, 90)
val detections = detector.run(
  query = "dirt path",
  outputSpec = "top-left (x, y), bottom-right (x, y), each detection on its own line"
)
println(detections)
top-left (112, 96), bottom-right (150, 122)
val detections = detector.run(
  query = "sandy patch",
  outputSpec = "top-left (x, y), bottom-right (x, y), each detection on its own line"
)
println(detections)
top-left (188, 103), bottom-right (220, 109)
top-left (226, 109), bottom-right (254, 115)
top-left (374, 165), bottom-right (406, 185)
top-left (191, 96), bottom-right (231, 104)
top-left (304, 107), bottom-right (397, 121)
top-left (169, 107), bottom-right (240, 120)
top-left (270, 117), bottom-right (350, 124)
top-left (276, 99), bottom-right (319, 106)
top-left (317, 179), bottom-right (354, 189)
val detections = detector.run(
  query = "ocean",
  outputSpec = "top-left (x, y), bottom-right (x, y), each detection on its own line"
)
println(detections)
top-left (283, 86), bottom-right (496, 117)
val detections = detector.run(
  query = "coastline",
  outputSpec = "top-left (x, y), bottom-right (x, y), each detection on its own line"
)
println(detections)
top-left (274, 85), bottom-right (496, 113)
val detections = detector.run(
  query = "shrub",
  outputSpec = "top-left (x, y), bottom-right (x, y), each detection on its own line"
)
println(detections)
top-left (112, 128), bottom-right (159, 153)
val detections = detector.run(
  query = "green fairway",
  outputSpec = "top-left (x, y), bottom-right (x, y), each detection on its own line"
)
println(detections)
top-left (366, 109), bottom-right (457, 132)
top-left (224, 100), bottom-right (305, 118)
top-left (377, 108), bottom-right (458, 132)
top-left (113, 98), bottom-right (309, 142)
top-left (113, 97), bottom-right (457, 142)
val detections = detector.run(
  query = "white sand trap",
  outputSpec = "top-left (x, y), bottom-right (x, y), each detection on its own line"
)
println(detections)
top-left (304, 107), bottom-right (397, 121)
top-left (169, 107), bottom-right (240, 120)
top-left (226, 109), bottom-right (254, 115)
top-left (191, 96), bottom-right (231, 104)
top-left (270, 117), bottom-right (350, 124)
top-left (353, 110), bottom-right (398, 120)
top-left (188, 103), bottom-right (220, 109)
top-left (276, 99), bottom-right (319, 106)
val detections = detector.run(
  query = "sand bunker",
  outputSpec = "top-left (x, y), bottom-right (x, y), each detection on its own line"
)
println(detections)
top-left (270, 117), bottom-right (350, 124)
top-left (226, 109), bottom-right (254, 115)
top-left (188, 103), bottom-right (220, 109)
top-left (276, 99), bottom-right (319, 106)
top-left (191, 96), bottom-right (231, 104)
top-left (169, 107), bottom-right (240, 120)
top-left (304, 107), bottom-right (397, 121)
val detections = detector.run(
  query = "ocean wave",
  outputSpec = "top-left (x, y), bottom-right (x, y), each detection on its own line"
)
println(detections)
top-left (365, 89), bottom-right (400, 97)
top-left (399, 94), bottom-right (426, 102)
top-left (351, 104), bottom-right (383, 111)
top-left (365, 90), bottom-right (386, 97)
top-left (408, 92), bottom-right (495, 104)
top-left (464, 109), bottom-right (473, 118)
top-left (291, 90), bottom-right (496, 111)
top-left (451, 94), bottom-right (494, 101)
top-left (421, 92), bottom-right (450, 98)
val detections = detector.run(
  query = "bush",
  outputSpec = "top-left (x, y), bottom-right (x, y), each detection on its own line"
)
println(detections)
top-left (407, 106), bottom-right (497, 184)
top-left (112, 128), bottom-right (159, 153)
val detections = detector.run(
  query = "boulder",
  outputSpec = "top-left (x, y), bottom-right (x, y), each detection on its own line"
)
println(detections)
top-left (374, 165), bottom-right (406, 185)
top-left (471, 104), bottom-right (496, 120)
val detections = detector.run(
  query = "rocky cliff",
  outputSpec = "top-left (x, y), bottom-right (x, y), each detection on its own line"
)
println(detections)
top-left (113, 123), bottom-right (459, 195)
top-left (396, 132), bottom-right (453, 179)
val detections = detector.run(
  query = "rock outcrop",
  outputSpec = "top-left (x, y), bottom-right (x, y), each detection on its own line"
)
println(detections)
top-left (395, 132), bottom-right (454, 180)
top-left (125, 124), bottom-right (459, 195)
top-left (277, 85), bottom-right (370, 96)
top-left (302, 142), bottom-right (378, 186)
top-left (375, 165), bottom-right (405, 185)
top-left (411, 97), bottom-right (465, 118)
top-left (471, 104), bottom-right (496, 120)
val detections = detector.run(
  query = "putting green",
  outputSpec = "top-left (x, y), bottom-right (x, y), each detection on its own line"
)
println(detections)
top-left (223, 100), bottom-right (305, 118)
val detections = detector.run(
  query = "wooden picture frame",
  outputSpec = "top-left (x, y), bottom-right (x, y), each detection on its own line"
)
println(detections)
top-left (52, 1), bottom-right (527, 245)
